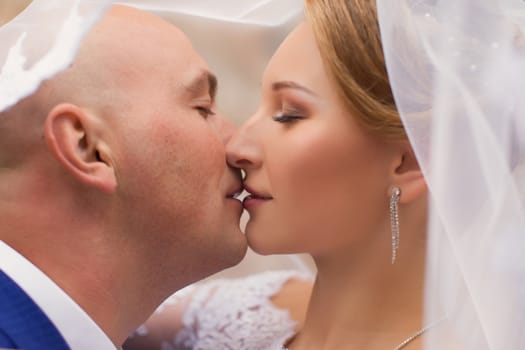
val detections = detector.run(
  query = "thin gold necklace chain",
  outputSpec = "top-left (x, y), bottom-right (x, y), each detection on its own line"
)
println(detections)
top-left (281, 318), bottom-right (445, 350)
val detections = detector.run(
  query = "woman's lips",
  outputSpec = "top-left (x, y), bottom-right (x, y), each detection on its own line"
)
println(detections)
top-left (242, 194), bottom-right (271, 209)
top-left (242, 184), bottom-right (273, 209)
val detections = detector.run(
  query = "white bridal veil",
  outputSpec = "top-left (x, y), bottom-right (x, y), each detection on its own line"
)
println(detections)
top-left (0, 0), bottom-right (111, 112)
top-left (378, 0), bottom-right (525, 348)
top-left (2, 0), bottom-right (525, 348)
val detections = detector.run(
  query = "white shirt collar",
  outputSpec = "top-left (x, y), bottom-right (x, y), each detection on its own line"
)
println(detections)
top-left (0, 240), bottom-right (117, 350)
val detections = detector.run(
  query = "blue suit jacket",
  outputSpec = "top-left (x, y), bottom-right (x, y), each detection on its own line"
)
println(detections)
top-left (0, 269), bottom-right (70, 349)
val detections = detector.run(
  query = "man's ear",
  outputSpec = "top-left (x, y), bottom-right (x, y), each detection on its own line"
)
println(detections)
top-left (391, 142), bottom-right (427, 204)
top-left (44, 103), bottom-right (117, 193)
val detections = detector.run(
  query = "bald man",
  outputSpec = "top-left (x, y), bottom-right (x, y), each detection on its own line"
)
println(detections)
top-left (0, 5), bottom-right (247, 350)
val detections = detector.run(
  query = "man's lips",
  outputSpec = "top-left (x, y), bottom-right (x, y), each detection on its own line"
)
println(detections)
top-left (226, 185), bottom-right (244, 200)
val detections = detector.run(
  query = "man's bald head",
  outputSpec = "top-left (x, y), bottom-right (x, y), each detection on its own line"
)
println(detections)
top-left (0, 5), bottom-right (197, 167)
top-left (50, 5), bottom-right (193, 109)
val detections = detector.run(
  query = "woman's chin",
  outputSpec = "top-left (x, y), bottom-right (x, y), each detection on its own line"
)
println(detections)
top-left (246, 232), bottom-right (301, 256)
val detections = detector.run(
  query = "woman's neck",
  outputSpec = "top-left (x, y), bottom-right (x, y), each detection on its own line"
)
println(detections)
top-left (290, 220), bottom-right (427, 349)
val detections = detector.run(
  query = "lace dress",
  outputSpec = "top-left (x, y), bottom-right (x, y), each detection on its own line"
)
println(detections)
top-left (127, 270), bottom-right (311, 350)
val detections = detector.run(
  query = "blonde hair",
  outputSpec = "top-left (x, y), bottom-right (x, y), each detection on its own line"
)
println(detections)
top-left (305, 0), bottom-right (405, 138)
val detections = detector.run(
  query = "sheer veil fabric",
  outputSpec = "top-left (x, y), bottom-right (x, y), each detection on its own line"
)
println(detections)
top-left (3, 1), bottom-right (525, 348)
top-left (0, 0), bottom-right (111, 112)
top-left (378, 0), bottom-right (525, 348)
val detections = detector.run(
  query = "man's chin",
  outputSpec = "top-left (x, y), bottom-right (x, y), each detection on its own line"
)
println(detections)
top-left (216, 229), bottom-right (248, 270)
top-left (191, 240), bottom-right (247, 284)
top-left (225, 229), bottom-right (249, 265)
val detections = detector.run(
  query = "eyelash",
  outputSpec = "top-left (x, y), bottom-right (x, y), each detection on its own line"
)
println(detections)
top-left (272, 114), bottom-right (304, 123)
top-left (196, 106), bottom-right (216, 119)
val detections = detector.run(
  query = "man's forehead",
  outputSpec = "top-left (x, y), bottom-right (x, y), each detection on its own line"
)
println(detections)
top-left (106, 5), bottom-right (182, 32)
top-left (81, 6), bottom-right (211, 87)
top-left (92, 5), bottom-right (190, 56)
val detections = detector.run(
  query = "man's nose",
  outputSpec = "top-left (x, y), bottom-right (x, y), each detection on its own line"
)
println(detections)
top-left (215, 114), bottom-right (238, 145)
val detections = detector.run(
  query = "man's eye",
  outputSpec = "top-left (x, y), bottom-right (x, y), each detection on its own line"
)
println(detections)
top-left (272, 114), bottom-right (304, 123)
top-left (196, 106), bottom-right (216, 119)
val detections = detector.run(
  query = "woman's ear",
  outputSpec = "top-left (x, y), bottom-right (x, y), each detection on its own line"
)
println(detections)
top-left (44, 103), bottom-right (117, 193)
top-left (391, 142), bottom-right (427, 204)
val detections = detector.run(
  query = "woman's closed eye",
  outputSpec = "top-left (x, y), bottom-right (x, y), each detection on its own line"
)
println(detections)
top-left (272, 106), bottom-right (306, 123)
top-left (272, 113), bottom-right (304, 123)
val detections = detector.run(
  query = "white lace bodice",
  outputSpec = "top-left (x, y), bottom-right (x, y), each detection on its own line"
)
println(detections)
top-left (127, 270), bottom-right (311, 350)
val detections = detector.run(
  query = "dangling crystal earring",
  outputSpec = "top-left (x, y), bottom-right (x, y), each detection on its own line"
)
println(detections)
top-left (390, 186), bottom-right (401, 264)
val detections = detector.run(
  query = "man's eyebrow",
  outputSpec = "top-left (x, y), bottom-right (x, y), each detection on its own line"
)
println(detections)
top-left (272, 81), bottom-right (317, 96)
top-left (185, 71), bottom-right (218, 101)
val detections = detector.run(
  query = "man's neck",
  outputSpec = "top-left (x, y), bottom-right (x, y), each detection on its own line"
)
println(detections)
top-left (1, 234), bottom-right (164, 348)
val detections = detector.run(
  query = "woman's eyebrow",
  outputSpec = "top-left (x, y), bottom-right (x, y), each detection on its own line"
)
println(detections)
top-left (272, 80), bottom-right (317, 97)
